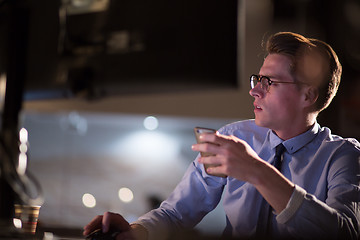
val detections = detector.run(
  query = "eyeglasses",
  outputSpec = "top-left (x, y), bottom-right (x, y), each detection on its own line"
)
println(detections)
top-left (250, 74), bottom-right (298, 92)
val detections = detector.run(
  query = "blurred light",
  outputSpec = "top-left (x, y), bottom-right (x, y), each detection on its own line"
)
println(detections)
top-left (71, 0), bottom-right (92, 8)
top-left (143, 116), bottom-right (158, 130)
top-left (82, 193), bottom-right (96, 208)
top-left (0, 74), bottom-right (6, 111)
top-left (118, 187), bottom-right (134, 203)
top-left (19, 128), bottom-right (28, 143)
top-left (19, 143), bottom-right (28, 153)
top-left (17, 153), bottom-right (27, 175)
top-left (67, 0), bottom-right (109, 15)
top-left (13, 218), bottom-right (22, 229)
top-left (60, 111), bottom-right (88, 135)
top-left (43, 232), bottom-right (55, 240)
top-left (115, 131), bottom-right (180, 164)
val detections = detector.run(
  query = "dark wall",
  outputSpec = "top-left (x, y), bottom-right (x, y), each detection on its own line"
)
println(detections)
top-left (273, 0), bottom-right (360, 138)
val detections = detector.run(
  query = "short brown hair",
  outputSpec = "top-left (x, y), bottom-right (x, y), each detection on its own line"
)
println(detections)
top-left (264, 32), bottom-right (342, 112)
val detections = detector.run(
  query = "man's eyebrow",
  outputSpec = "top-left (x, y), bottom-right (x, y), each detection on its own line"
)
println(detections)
top-left (260, 74), bottom-right (275, 79)
top-left (265, 74), bottom-right (283, 80)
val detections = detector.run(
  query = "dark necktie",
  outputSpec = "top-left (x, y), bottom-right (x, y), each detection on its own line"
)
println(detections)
top-left (273, 143), bottom-right (286, 171)
top-left (256, 143), bottom-right (286, 236)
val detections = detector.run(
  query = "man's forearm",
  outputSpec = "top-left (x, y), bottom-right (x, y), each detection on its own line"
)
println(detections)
top-left (251, 160), bottom-right (295, 214)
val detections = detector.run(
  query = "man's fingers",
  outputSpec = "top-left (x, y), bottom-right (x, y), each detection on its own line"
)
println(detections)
top-left (83, 215), bottom-right (103, 235)
top-left (198, 155), bottom-right (219, 165)
top-left (103, 212), bottom-right (131, 233)
top-left (83, 212), bottom-right (131, 236)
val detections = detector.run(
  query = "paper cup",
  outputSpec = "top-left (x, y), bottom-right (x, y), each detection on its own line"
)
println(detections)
top-left (14, 204), bottom-right (41, 234)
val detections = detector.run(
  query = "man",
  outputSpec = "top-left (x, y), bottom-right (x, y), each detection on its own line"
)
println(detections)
top-left (83, 32), bottom-right (360, 239)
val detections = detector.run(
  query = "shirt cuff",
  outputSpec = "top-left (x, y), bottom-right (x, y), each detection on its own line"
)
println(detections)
top-left (276, 184), bottom-right (306, 224)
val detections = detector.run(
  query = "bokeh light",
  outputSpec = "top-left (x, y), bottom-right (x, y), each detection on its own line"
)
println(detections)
top-left (118, 187), bottom-right (134, 203)
top-left (143, 116), bottom-right (159, 130)
top-left (82, 193), bottom-right (96, 208)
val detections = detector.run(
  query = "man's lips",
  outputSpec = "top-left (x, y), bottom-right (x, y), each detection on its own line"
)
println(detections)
top-left (254, 103), bottom-right (262, 110)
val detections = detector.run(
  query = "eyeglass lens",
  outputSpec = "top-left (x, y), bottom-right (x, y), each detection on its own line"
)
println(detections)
top-left (250, 75), bottom-right (270, 91)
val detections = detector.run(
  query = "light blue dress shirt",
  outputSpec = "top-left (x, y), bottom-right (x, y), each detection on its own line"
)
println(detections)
top-left (135, 119), bottom-right (360, 240)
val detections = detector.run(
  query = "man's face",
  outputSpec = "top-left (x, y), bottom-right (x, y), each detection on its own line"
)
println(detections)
top-left (249, 54), bottom-right (305, 134)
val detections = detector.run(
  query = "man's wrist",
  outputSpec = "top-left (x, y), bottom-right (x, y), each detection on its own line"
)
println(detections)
top-left (130, 223), bottom-right (148, 240)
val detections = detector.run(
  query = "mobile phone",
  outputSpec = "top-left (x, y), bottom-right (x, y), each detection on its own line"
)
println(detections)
top-left (193, 127), bottom-right (226, 178)
top-left (194, 127), bottom-right (217, 157)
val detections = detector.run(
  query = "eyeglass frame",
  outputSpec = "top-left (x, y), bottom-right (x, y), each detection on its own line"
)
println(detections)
top-left (250, 74), bottom-right (302, 92)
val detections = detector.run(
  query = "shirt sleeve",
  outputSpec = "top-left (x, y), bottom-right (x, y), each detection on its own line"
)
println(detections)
top-left (277, 144), bottom-right (360, 239)
top-left (276, 184), bottom-right (306, 223)
top-left (133, 159), bottom-right (226, 240)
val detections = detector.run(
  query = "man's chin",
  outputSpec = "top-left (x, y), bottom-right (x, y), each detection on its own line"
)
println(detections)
top-left (254, 118), bottom-right (270, 129)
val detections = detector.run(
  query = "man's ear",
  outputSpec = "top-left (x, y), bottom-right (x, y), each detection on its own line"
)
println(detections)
top-left (303, 86), bottom-right (318, 107)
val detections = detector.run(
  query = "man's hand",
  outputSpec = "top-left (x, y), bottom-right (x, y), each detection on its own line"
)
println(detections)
top-left (192, 132), bottom-right (294, 213)
top-left (83, 212), bottom-right (148, 240)
top-left (192, 132), bottom-right (263, 183)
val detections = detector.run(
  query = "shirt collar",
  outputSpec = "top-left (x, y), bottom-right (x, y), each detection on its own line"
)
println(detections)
top-left (268, 122), bottom-right (320, 154)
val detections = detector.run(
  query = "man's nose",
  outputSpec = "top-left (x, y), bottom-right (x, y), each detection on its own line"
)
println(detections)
top-left (249, 83), bottom-right (264, 98)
